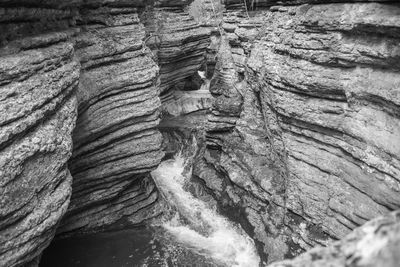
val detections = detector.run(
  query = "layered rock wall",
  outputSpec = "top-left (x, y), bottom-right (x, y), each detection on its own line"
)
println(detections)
top-left (195, 0), bottom-right (400, 263)
top-left (144, 5), bottom-right (210, 93)
top-left (58, 3), bottom-right (164, 235)
top-left (2, 0), bottom-right (399, 266)
top-left (0, 3), bottom-right (79, 266)
top-left (59, 0), bottom-right (210, 234)
top-left (0, 0), bottom-right (210, 265)
top-left (269, 210), bottom-right (400, 267)
top-left (248, 0), bottom-right (400, 245)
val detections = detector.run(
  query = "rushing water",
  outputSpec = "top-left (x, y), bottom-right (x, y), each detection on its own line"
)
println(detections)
top-left (151, 152), bottom-right (260, 267)
top-left (40, 141), bottom-right (260, 267)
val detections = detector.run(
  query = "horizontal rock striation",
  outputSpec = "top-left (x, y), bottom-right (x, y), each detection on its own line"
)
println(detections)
top-left (142, 2), bottom-right (211, 93)
top-left (268, 210), bottom-right (400, 267)
top-left (161, 86), bottom-right (213, 117)
top-left (0, 2), bottom-right (79, 48)
top-left (195, 0), bottom-right (400, 264)
top-left (248, 0), bottom-right (400, 245)
top-left (59, 0), bottom-right (211, 235)
top-left (192, 10), bottom-right (293, 263)
top-left (1, 0), bottom-right (212, 264)
top-left (3, 0), bottom-right (399, 266)
top-left (58, 3), bottom-right (165, 235)
top-left (223, 0), bottom-right (393, 10)
top-left (0, 5), bottom-right (79, 266)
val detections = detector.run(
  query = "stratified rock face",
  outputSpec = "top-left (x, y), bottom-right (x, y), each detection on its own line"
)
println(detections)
top-left (223, 0), bottom-right (392, 9)
top-left (156, 9), bottom-right (210, 93)
top-left (1, 2), bottom-right (211, 264)
top-left (0, 0), bottom-right (211, 265)
top-left (196, 0), bottom-right (400, 263)
top-left (0, 4), bottom-right (79, 266)
top-left (58, 4), bottom-right (165, 234)
top-left (196, 34), bottom-right (291, 263)
top-left (142, 1), bottom-right (211, 93)
top-left (58, 0), bottom-right (211, 234)
top-left (268, 210), bottom-right (400, 267)
top-left (161, 87), bottom-right (213, 117)
top-left (248, 0), bottom-right (400, 243)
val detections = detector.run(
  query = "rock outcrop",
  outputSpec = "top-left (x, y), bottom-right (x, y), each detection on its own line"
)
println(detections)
top-left (0, 3), bottom-right (79, 266)
top-left (194, 0), bottom-right (400, 263)
top-left (57, 3), bottom-right (164, 235)
top-left (248, 0), bottom-right (400, 246)
top-left (2, 0), bottom-right (399, 266)
top-left (147, 6), bottom-right (210, 93)
top-left (0, 0), bottom-right (211, 265)
top-left (161, 87), bottom-right (212, 117)
top-left (268, 210), bottom-right (400, 267)
top-left (58, 0), bottom-right (210, 235)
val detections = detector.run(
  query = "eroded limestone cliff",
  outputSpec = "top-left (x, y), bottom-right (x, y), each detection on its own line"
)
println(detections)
top-left (0, 3), bottom-right (79, 266)
top-left (1, 0), bottom-right (400, 266)
top-left (0, 0), bottom-right (209, 266)
top-left (58, 2), bottom-right (164, 236)
top-left (193, 0), bottom-right (400, 263)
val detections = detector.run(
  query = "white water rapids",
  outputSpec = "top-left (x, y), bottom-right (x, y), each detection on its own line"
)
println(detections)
top-left (151, 152), bottom-right (260, 267)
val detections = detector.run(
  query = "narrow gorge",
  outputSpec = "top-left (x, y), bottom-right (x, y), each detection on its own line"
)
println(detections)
top-left (1, 0), bottom-right (399, 266)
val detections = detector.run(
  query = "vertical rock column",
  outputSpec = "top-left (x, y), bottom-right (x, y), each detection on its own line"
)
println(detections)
top-left (193, 3), bottom-right (292, 262)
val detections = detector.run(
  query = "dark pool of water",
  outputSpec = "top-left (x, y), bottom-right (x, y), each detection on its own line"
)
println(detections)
top-left (40, 226), bottom-right (220, 267)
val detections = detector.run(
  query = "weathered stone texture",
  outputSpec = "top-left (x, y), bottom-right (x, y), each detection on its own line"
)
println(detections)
top-left (2, 0), bottom-right (399, 266)
top-left (0, 11), bottom-right (79, 266)
top-left (1, 0), bottom-right (212, 264)
top-left (223, 0), bottom-right (393, 10)
top-left (161, 87), bottom-right (212, 117)
top-left (268, 210), bottom-right (400, 267)
top-left (58, 5), bottom-right (165, 235)
top-left (142, 4), bottom-right (211, 93)
top-left (196, 0), bottom-right (400, 264)
top-left (247, 0), bottom-right (400, 244)
top-left (157, 11), bottom-right (210, 93)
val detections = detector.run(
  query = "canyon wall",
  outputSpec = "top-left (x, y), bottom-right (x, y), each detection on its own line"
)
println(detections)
top-left (269, 210), bottom-right (400, 267)
top-left (60, 0), bottom-right (210, 235)
top-left (1, 0), bottom-right (400, 266)
top-left (0, 0), bottom-right (209, 266)
top-left (250, 0), bottom-right (400, 251)
top-left (0, 2), bottom-right (79, 266)
top-left (193, 0), bottom-right (400, 263)
top-left (57, 1), bottom-right (164, 236)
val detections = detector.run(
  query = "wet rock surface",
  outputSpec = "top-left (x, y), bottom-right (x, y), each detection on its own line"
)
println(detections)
top-left (1, 0), bottom-right (400, 266)
top-left (194, 0), bottom-right (400, 264)
top-left (0, 0), bottom-right (210, 265)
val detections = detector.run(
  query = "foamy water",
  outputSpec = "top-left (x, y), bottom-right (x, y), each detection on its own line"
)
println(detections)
top-left (151, 153), bottom-right (260, 267)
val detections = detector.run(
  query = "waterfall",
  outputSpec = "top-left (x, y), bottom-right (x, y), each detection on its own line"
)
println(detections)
top-left (151, 141), bottom-right (261, 267)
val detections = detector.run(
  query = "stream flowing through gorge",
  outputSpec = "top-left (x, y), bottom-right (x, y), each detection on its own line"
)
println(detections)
top-left (151, 151), bottom-right (260, 267)
top-left (40, 141), bottom-right (260, 267)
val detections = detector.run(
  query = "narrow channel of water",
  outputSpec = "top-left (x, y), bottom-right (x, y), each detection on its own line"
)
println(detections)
top-left (151, 152), bottom-right (260, 267)
top-left (41, 145), bottom-right (260, 267)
